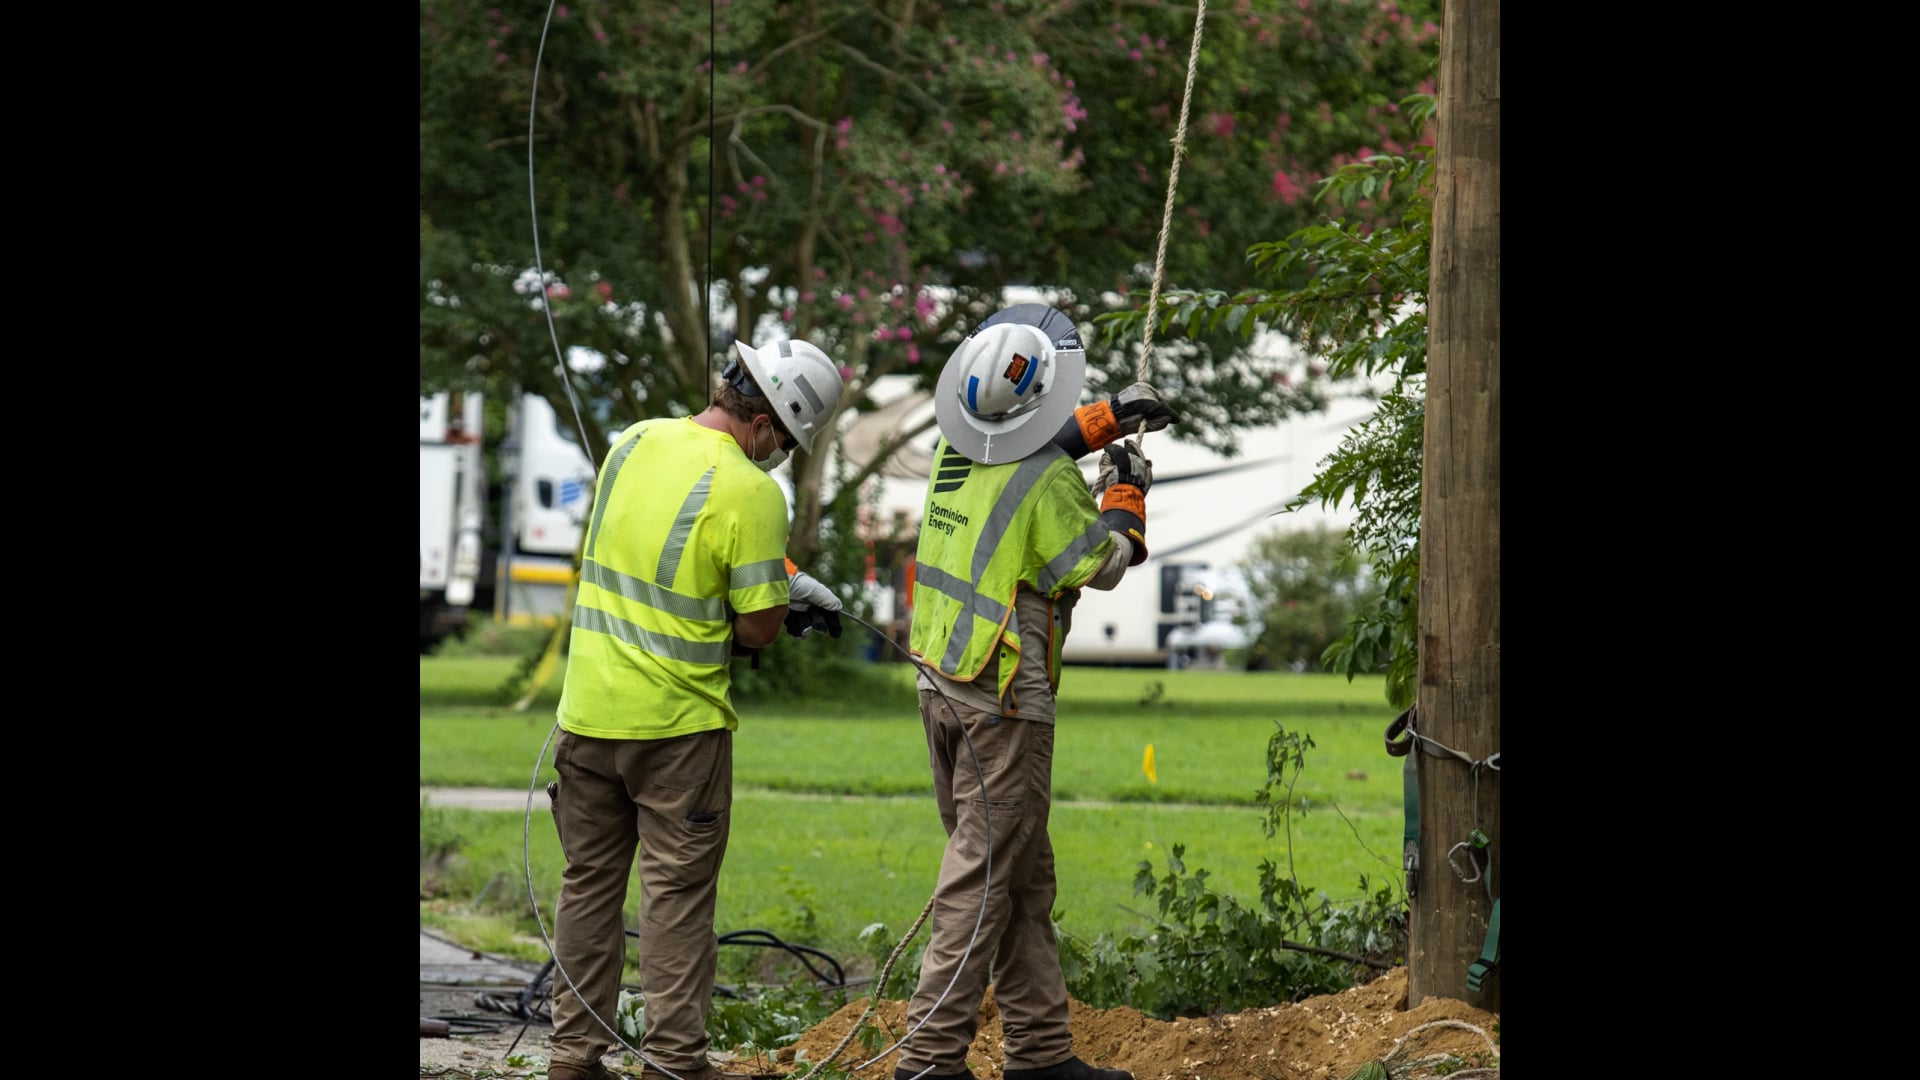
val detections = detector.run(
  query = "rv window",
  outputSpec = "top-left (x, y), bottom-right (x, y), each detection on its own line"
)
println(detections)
top-left (537, 479), bottom-right (554, 509)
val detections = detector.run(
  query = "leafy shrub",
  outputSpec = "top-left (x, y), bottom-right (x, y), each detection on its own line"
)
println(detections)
top-left (617, 979), bottom-right (844, 1059)
top-left (1238, 524), bottom-right (1383, 673)
top-left (1059, 722), bottom-right (1405, 1017)
top-left (1060, 849), bottom-right (1361, 1017)
top-left (709, 979), bottom-right (845, 1056)
top-left (615, 989), bottom-right (645, 1044)
top-left (858, 920), bottom-right (926, 1000)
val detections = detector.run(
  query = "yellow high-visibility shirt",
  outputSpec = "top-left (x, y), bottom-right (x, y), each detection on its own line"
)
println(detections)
top-left (557, 418), bottom-right (790, 739)
top-left (909, 438), bottom-right (1114, 702)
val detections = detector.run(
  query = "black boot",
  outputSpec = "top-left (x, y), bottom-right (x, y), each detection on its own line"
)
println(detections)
top-left (1003, 1056), bottom-right (1132, 1080)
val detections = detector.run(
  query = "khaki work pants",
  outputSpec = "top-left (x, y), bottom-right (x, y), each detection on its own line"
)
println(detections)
top-left (896, 690), bottom-right (1074, 1077)
top-left (547, 727), bottom-right (732, 1074)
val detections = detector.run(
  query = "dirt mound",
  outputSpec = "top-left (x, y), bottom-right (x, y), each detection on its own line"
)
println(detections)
top-left (419, 967), bottom-right (1499, 1078)
top-left (776, 968), bottom-right (1498, 1080)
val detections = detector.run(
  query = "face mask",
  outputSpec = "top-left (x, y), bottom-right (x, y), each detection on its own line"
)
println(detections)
top-left (751, 421), bottom-right (789, 472)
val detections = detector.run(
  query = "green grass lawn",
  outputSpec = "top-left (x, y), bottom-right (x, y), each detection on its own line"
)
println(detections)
top-left (421, 652), bottom-right (1406, 966)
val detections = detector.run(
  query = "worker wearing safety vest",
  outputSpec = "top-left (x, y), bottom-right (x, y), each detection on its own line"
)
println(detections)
top-left (544, 339), bottom-right (847, 1080)
top-left (894, 304), bottom-right (1177, 1080)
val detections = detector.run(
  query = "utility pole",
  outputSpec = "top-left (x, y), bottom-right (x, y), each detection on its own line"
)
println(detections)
top-left (1409, 0), bottom-right (1500, 1012)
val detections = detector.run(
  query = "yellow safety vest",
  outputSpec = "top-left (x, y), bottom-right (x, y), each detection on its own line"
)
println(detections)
top-left (557, 418), bottom-right (791, 739)
top-left (910, 438), bottom-right (1115, 699)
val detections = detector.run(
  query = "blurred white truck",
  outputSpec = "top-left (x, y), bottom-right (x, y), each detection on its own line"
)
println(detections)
top-left (419, 391), bottom-right (596, 652)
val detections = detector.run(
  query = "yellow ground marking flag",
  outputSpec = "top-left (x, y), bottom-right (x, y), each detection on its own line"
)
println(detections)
top-left (1142, 743), bottom-right (1157, 784)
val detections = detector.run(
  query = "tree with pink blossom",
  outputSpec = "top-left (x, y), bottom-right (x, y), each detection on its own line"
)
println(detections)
top-left (420, 0), bottom-right (1440, 564)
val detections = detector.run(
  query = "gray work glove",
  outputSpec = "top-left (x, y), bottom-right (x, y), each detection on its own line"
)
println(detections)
top-left (1111, 382), bottom-right (1178, 437)
top-left (785, 568), bottom-right (844, 639)
top-left (787, 570), bottom-right (843, 612)
top-left (1091, 437), bottom-right (1154, 499)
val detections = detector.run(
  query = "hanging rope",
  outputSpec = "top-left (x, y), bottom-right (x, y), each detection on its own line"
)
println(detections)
top-left (1136, 0), bottom-right (1210, 421)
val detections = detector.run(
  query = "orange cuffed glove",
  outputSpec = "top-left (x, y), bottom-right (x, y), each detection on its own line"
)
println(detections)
top-left (1095, 440), bottom-right (1152, 566)
top-left (1051, 383), bottom-right (1179, 459)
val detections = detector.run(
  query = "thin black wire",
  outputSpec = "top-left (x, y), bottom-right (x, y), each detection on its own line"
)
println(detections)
top-left (422, 1014), bottom-right (515, 1035)
top-left (486, 927), bottom-right (843, 1053)
top-left (715, 929), bottom-right (848, 989)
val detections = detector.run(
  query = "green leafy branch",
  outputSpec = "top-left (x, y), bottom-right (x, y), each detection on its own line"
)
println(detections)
top-left (1098, 94), bottom-right (1437, 710)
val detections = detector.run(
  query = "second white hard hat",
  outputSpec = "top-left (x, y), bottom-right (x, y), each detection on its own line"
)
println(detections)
top-left (934, 304), bottom-right (1087, 464)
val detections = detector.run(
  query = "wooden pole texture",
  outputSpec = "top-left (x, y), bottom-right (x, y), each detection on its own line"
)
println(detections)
top-left (1410, 0), bottom-right (1500, 1013)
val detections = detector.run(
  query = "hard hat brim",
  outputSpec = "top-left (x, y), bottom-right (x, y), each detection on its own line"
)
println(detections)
top-left (934, 344), bottom-right (1086, 465)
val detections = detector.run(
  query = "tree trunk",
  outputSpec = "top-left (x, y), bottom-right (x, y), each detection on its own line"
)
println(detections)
top-left (1410, 0), bottom-right (1500, 1013)
top-left (784, 371), bottom-right (861, 566)
top-left (654, 155), bottom-right (709, 411)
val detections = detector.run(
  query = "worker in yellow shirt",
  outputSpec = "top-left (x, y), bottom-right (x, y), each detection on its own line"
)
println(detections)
top-left (545, 338), bottom-right (847, 1080)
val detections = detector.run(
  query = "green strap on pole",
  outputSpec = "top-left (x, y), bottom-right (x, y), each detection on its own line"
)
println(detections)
top-left (1466, 897), bottom-right (1499, 991)
top-left (1386, 706), bottom-right (1420, 900)
top-left (1387, 706), bottom-right (1501, 987)
top-left (1402, 749), bottom-right (1420, 899)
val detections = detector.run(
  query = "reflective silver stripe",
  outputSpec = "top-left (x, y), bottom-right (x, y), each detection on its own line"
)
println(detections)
top-left (656, 467), bottom-right (715, 588)
top-left (1037, 519), bottom-right (1112, 594)
top-left (970, 448), bottom-right (1062, 581)
top-left (913, 563), bottom-right (1009, 624)
top-left (792, 373), bottom-right (826, 414)
top-left (586, 429), bottom-right (645, 559)
top-left (580, 558), bottom-right (727, 622)
top-left (939, 448), bottom-right (1063, 673)
top-left (730, 558), bottom-right (788, 590)
top-left (573, 604), bottom-right (730, 666)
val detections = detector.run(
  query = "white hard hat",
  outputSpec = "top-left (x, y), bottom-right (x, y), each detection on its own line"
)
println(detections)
top-left (730, 338), bottom-right (845, 455)
top-left (934, 304), bottom-right (1087, 464)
